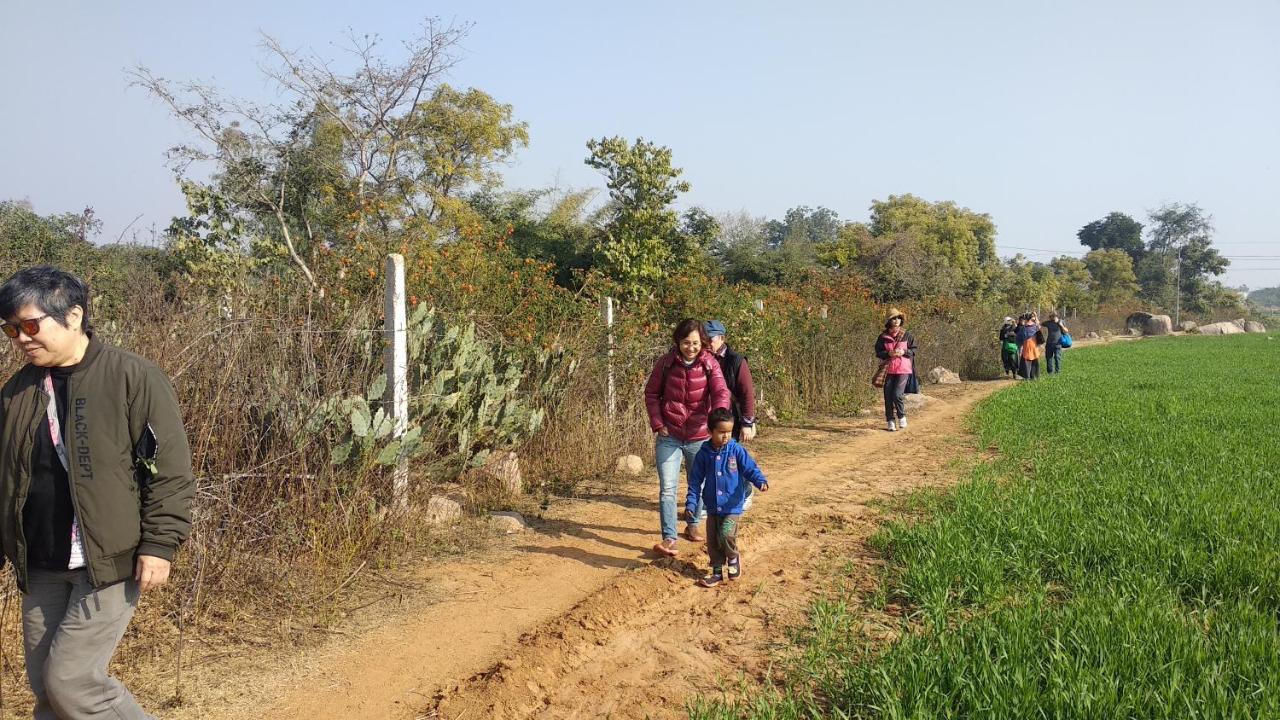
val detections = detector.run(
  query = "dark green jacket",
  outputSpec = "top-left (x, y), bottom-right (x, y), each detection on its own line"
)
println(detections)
top-left (0, 339), bottom-right (194, 591)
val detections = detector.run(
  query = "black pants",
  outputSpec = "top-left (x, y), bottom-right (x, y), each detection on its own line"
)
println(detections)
top-left (1019, 357), bottom-right (1040, 380)
top-left (1001, 347), bottom-right (1018, 375)
top-left (884, 373), bottom-right (909, 421)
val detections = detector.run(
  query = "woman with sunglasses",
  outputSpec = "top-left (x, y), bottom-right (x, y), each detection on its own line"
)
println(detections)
top-left (0, 266), bottom-right (193, 720)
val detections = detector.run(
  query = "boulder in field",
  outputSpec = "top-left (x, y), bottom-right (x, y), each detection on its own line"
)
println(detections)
top-left (903, 393), bottom-right (936, 411)
top-left (1197, 321), bottom-right (1245, 336)
top-left (1087, 331), bottom-right (1100, 339)
top-left (426, 495), bottom-right (464, 525)
top-left (1245, 321), bottom-right (1267, 333)
top-left (489, 511), bottom-right (527, 534)
top-left (1179, 321), bottom-right (1198, 332)
top-left (1125, 312), bottom-right (1153, 333)
top-left (1143, 315), bottom-right (1173, 336)
top-left (927, 367), bottom-right (962, 384)
top-left (615, 454), bottom-right (644, 476)
top-left (481, 451), bottom-right (523, 496)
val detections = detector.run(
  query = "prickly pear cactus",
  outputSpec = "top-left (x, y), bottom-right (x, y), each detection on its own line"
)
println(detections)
top-left (299, 304), bottom-right (577, 478)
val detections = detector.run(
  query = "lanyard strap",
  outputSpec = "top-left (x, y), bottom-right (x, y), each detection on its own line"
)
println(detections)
top-left (42, 371), bottom-right (69, 473)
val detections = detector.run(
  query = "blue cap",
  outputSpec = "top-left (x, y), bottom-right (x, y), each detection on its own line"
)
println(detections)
top-left (704, 320), bottom-right (726, 337)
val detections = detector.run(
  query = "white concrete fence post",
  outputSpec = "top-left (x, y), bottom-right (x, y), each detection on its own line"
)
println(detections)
top-left (753, 299), bottom-right (765, 407)
top-left (384, 254), bottom-right (409, 504)
top-left (601, 296), bottom-right (617, 421)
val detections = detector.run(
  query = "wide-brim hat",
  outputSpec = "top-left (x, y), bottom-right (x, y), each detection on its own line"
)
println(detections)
top-left (885, 308), bottom-right (906, 324)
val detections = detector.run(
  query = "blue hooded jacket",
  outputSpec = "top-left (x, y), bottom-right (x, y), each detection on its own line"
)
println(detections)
top-left (685, 439), bottom-right (768, 517)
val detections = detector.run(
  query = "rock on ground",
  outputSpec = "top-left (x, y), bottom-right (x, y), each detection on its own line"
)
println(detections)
top-left (1087, 331), bottom-right (1100, 339)
top-left (615, 455), bottom-right (644, 476)
top-left (927, 367), bottom-right (962, 384)
top-left (426, 495), bottom-right (465, 525)
top-left (1143, 315), bottom-right (1173, 336)
top-left (1198, 321), bottom-right (1246, 336)
top-left (1245, 321), bottom-right (1267, 333)
top-left (1179, 321), bottom-right (1198, 332)
top-left (481, 451), bottom-right (523, 496)
top-left (903, 393), bottom-right (936, 411)
top-left (490, 511), bottom-right (528, 534)
top-left (1126, 311), bottom-right (1153, 333)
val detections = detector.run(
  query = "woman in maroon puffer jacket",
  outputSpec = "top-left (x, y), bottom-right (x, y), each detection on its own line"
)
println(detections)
top-left (644, 318), bottom-right (731, 557)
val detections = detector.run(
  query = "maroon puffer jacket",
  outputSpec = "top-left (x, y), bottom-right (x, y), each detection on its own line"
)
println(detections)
top-left (644, 349), bottom-right (731, 442)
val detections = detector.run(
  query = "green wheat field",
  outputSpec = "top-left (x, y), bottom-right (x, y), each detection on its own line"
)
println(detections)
top-left (693, 333), bottom-right (1280, 719)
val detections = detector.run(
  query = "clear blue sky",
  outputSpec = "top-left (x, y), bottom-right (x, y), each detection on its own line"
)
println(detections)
top-left (2, 0), bottom-right (1278, 289)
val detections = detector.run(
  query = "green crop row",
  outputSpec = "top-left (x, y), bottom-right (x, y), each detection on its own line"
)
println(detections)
top-left (692, 334), bottom-right (1280, 719)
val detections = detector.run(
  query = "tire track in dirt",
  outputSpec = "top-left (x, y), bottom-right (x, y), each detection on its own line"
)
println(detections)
top-left (181, 381), bottom-right (1007, 720)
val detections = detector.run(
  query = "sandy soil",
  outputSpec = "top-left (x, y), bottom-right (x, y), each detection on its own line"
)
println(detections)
top-left (161, 379), bottom-right (1009, 720)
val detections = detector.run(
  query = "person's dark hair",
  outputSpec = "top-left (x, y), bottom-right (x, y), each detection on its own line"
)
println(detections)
top-left (707, 407), bottom-right (734, 429)
top-left (0, 266), bottom-right (93, 335)
top-left (672, 318), bottom-right (709, 348)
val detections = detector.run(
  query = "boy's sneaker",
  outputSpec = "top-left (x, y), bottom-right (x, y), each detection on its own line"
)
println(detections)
top-left (886, 420), bottom-right (897, 432)
top-left (727, 557), bottom-right (741, 580)
top-left (653, 538), bottom-right (678, 557)
top-left (898, 416), bottom-right (908, 429)
top-left (697, 570), bottom-right (724, 588)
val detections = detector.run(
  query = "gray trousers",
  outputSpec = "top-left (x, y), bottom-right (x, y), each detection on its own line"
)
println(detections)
top-left (22, 569), bottom-right (154, 720)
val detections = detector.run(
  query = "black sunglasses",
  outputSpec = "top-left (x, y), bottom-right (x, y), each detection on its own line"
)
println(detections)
top-left (1, 315), bottom-right (51, 339)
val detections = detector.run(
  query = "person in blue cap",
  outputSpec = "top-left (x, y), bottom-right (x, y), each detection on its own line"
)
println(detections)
top-left (703, 320), bottom-right (757, 442)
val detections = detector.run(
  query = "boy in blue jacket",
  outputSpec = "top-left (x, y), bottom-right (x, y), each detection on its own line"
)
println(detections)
top-left (685, 408), bottom-right (769, 587)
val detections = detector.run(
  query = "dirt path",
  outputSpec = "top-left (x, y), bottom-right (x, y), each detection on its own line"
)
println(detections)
top-left (179, 380), bottom-right (1009, 720)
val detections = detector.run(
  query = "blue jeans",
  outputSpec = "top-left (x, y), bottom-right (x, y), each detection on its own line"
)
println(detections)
top-left (1045, 345), bottom-right (1062, 374)
top-left (656, 434), bottom-right (706, 540)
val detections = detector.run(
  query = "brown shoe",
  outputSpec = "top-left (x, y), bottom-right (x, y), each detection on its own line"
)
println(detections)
top-left (652, 538), bottom-right (678, 557)
top-left (681, 523), bottom-right (704, 543)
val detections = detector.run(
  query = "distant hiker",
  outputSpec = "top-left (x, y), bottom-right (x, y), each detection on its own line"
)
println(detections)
top-left (1042, 312), bottom-right (1070, 375)
top-left (685, 408), bottom-right (769, 587)
top-left (875, 308), bottom-right (917, 432)
top-left (703, 320), bottom-right (757, 442)
top-left (0, 266), bottom-right (194, 720)
top-left (999, 316), bottom-right (1019, 378)
top-left (1016, 312), bottom-right (1043, 380)
top-left (644, 319), bottom-right (731, 557)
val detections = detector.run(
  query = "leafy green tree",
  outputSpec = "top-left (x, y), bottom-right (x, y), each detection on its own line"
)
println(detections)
top-left (469, 188), bottom-right (598, 288)
top-left (1049, 256), bottom-right (1095, 316)
top-left (1084, 248), bottom-right (1140, 306)
top-left (866, 194), bottom-right (997, 297)
top-left (815, 222), bottom-right (868, 271)
top-left (584, 136), bottom-right (690, 297)
top-left (712, 211), bottom-right (773, 284)
top-left (0, 201), bottom-right (98, 275)
top-left (0, 202), bottom-right (172, 315)
top-left (134, 21), bottom-right (527, 294)
top-left (675, 207), bottom-right (721, 274)
top-left (858, 232), bottom-right (965, 303)
top-left (1141, 203), bottom-right (1228, 314)
top-left (399, 84), bottom-right (530, 231)
top-left (1249, 286), bottom-right (1280, 308)
top-left (1077, 212), bottom-right (1145, 265)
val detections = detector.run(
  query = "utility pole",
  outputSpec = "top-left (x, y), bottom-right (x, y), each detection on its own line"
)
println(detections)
top-left (1174, 246), bottom-right (1182, 328)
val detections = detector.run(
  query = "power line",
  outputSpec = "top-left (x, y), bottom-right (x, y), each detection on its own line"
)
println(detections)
top-left (994, 244), bottom-right (1280, 261)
